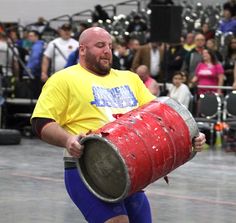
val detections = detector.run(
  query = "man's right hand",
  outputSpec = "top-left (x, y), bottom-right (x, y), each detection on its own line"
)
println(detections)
top-left (41, 72), bottom-right (48, 82)
top-left (65, 134), bottom-right (85, 158)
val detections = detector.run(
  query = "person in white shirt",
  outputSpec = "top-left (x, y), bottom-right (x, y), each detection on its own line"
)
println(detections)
top-left (0, 32), bottom-right (19, 78)
top-left (41, 23), bottom-right (79, 82)
top-left (167, 71), bottom-right (192, 109)
top-left (131, 42), bottom-right (164, 82)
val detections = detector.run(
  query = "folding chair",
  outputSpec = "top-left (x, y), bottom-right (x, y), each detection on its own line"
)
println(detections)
top-left (223, 91), bottom-right (236, 123)
top-left (195, 93), bottom-right (222, 147)
top-left (188, 94), bottom-right (197, 115)
top-left (222, 91), bottom-right (236, 150)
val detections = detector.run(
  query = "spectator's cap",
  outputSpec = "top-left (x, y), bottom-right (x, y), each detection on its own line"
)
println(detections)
top-left (60, 23), bottom-right (72, 31)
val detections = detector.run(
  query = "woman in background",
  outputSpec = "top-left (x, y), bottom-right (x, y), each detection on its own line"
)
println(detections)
top-left (191, 49), bottom-right (224, 95)
top-left (223, 37), bottom-right (236, 87)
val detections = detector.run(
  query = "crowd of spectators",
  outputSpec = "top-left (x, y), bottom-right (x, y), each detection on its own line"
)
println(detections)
top-left (0, 0), bottom-right (235, 108)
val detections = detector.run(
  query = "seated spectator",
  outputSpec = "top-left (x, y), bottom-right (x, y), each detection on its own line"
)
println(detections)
top-left (126, 15), bottom-right (148, 33)
top-left (200, 23), bottom-right (215, 41)
top-left (222, 37), bottom-right (236, 86)
top-left (31, 16), bottom-right (47, 34)
top-left (191, 49), bottom-right (224, 95)
top-left (218, 6), bottom-right (236, 35)
top-left (223, 0), bottom-right (236, 18)
top-left (167, 71), bottom-right (192, 109)
top-left (136, 65), bottom-right (159, 96)
top-left (148, 0), bottom-right (174, 7)
top-left (92, 4), bottom-right (110, 23)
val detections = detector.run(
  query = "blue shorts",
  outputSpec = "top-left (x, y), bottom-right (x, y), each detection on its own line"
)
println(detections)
top-left (64, 167), bottom-right (152, 223)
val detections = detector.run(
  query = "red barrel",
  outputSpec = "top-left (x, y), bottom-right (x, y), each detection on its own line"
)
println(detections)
top-left (77, 97), bottom-right (199, 202)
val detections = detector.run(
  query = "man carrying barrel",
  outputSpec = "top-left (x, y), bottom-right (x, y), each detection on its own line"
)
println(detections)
top-left (31, 27), bottom-right (205, 223)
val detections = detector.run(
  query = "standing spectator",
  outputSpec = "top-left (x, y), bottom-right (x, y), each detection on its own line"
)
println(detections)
top-left (223, 37), bottom-right (236, 86)
top-left (183, 32), bottom-right (195, 52)
top-left (74, 22), bottom-right (90, 40)
top-left (25, 30), bottom-right (44, 98)
top-left (21, 29), bottom-right (33, 52)
top-left (126, 38), bottom-right (140, 70)
top-left (92, 4), bottom-right (110, 23)
top-left (111, 35), bottom-right (121, 70)
top-left (191, 49), bottom-right (224, 95)
top-left (136, 65), bottom-right (159, 96)
top-left (64, 48), bottom-right (79, 68)
top-left (113, 39), bottom-right (140, 71)
top-left (113, 41), bottom-right (130, 70)
top-left (233, 61), bottom-right (236, 89)
top-left (181, 33), bottom-right (206, 81)
top-left (206, 38), bottom-right (223, 62)
top-left (167, 71), bottom-right (192, 109)
top-left (0, 32), bottom-right (19, 78)
top-left (7, 29), bottom-right (28, 76)
top-left (132, 41), bottom-right (164, 82)
top-left (65, 22), bottom-right (92, 68)
top-left (165, 42), bottom-right (187, 82)
top-left (41, 23), bottom-right (78, 82)
top-left (127, 38), bottom-right (140, 52)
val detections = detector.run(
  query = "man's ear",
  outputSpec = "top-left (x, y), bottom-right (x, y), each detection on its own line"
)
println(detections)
top-left (79, 45), bottom-right (85, 56)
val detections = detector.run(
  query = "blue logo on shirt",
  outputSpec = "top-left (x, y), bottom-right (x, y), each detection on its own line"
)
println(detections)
top-left (91, 85), bottom-right (138, 108)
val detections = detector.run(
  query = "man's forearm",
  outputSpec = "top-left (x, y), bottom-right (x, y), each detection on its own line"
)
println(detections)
top-left (41, 122), bottom-right (72, 148)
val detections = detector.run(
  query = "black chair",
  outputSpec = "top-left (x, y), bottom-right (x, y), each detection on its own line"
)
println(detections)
top-left (222, 91), bottom-right (236, 150)
top-left (188, 93), bottom-right (197, 115)
top-left (223, 91), bottom-right (236, 123)
top-left (194, 93), bottom-right (222, 147)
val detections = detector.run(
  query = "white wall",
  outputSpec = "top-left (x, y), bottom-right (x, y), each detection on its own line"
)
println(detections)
top-left (0, 0), bottom-right (226, 25)
top-left (0, 0), bottom-right (132, 24)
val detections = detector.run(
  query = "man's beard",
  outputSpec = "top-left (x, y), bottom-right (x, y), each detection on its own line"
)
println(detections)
top-left (85, 51), bottom-right (112, 76)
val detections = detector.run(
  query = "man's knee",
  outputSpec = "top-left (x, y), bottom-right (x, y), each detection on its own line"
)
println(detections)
top-left (105, 215), bottom-right (129, 223)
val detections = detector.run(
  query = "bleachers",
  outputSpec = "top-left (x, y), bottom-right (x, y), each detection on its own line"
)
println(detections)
top-left (0, 0), bottom-right (235, 145)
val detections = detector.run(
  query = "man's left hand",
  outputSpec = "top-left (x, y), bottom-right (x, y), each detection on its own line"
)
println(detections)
top-left (193, 132), bottom-right (206, 152)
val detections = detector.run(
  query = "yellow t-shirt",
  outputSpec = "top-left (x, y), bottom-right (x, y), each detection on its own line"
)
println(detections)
top-left (32, 64), bottom-right (155, 156)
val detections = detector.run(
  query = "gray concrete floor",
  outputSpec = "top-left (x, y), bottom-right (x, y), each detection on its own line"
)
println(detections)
top-left (0, 138), bottom-right (235, 223)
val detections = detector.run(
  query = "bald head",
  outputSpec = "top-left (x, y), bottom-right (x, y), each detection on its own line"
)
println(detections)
top-left (136, 65), bottom-right (150, 82)
top-left (194, 33), bottom-right (205, 48)
top-left (79, 27), bottom-right (113, 76)
top-left (79, 27), bottom-right (111, 45)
